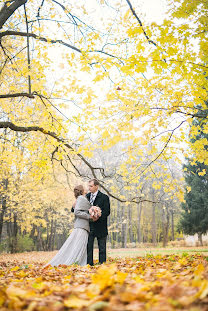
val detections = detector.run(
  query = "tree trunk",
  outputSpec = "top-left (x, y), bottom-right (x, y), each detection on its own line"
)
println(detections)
top-left (112, 208), bottom-right (117, 248)
top-left (0, 178), bottom-right (8, 242)
top-left (121, 205), bottom-right (126, 248)
top-left (13, 213), bottom-right (18, 253)
top-left (0, 197), bottom-right (6, 242)
top-left (128, 205), bottom-right (133, 243)
top-left (152, 203), bottom-right (157, 246)
top-left (51, 219), bottom-right (57, 251)
top-left (37, 226), bottom-right (44, 251)
top-left (6, 212), bottom-right (18, 253)
top-left (171, 209), bottom-right (174, 241)
top-left (162, 204), bottom-right (169, 247)
top-left (7, 221), bottom-right (12, 253)
top-left (117, 201), bottom-right (121, 246)
top-left (46, 214), bottom-right (49, 249)
top-left (108, 205), bottom-right (112, 247)
top-left (136, 202), bottom-right (142, 243)
top-left (48, 218), bottom-right (54, 251)
top-left (198, 233), bottom-right (203, 246)
top-left (124, 220), bottom-right (128, 248)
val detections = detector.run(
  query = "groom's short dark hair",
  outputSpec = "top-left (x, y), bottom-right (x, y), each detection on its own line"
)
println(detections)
top-left (89, 179), bottom-right (99, 186)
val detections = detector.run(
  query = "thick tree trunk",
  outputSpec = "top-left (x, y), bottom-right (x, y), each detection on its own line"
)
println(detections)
top-left (198, 233), bottom-right (203, 246)
top-left (0, 0), bottom-right (28, 29)
top-left (37, 226), bottom-right (44, 251)
top-left (6, 212), bottom-right (18, 253)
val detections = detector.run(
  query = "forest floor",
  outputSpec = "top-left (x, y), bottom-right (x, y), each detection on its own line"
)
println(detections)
top-left (0, 246), bottom-right (207, 264)
top-left (1, 248), bottom-right (208, 310)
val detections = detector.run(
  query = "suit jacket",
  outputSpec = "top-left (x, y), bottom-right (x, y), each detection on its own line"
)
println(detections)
top-left (74, 195), bottom-right (91, 232)
top-left (86, 190), bottom-right (110, 238)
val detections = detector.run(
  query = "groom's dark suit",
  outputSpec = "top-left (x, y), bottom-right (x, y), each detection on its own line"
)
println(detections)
top-left (86, 190), bottom-right (110, 265)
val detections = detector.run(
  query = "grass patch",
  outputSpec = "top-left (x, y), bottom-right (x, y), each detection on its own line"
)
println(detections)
top-left (107, 247), bottom-right (208, 258)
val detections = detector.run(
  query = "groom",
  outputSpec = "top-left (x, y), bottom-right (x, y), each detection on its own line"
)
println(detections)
top-left (86, 179), bottom-right (110, 265)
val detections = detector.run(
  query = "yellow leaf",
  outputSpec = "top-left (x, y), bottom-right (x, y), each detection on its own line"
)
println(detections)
top-left (198, 169), bottom-right (206, 176)
top-left (91, 264), bottom-right (116, 290)
top-left (186, 186), bottom-right (191, 193)
top-left (127, 26), bottom-right (143, 37)
top-left (64, 296), bottom-right (89, 308)
top-left (198, 280), bottom-right (208, 299)
top-left (194, 264), bottom-right (205, 277)
top-left (6, 286), bottom-right (35, 299)
top-left (10, 266), bottom-right (20, 272)
top-left (116, 271), bottom-right (128, 284)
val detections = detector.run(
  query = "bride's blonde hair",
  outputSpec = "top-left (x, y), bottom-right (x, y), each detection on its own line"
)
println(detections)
top-left (74, 185), bottom-right (84, 198)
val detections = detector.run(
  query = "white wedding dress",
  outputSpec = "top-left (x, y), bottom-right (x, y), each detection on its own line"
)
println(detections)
top-left (47, 228), bottom-right (89, 266)
top-left (46, 196), bottom-right (90, 267)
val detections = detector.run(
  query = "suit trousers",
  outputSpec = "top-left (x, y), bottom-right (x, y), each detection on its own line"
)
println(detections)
top-left (87, 232), bottom-right (107, 265)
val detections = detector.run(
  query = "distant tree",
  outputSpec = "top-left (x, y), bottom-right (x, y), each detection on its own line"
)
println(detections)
top-left (179, 161), bottom-right (208, 245)
top-left (179, 107), bottom-right (208, 245)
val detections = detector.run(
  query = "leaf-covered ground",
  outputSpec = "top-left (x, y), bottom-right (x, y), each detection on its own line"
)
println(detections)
top-left (0, 254), bottom-right (208, 310)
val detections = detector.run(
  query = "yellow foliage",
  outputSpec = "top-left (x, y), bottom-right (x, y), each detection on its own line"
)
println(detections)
top-left (1, 0), bottom-right (207, 213)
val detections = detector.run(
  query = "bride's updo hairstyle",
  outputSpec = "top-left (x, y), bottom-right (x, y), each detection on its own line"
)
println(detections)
top-left (74, 185), bottom-right (84, 198)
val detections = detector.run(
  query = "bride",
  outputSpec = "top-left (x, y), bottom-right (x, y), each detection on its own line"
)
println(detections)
top-left (45, 185), bottom-right (93, 267)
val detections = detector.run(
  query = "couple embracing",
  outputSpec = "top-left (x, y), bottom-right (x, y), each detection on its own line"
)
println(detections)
top-left (46, 179), bottom-right (110, 267)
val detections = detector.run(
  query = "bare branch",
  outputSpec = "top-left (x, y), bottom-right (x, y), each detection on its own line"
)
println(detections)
top-left (37, 0), bottom-right (45, 20)
top-left (0, 120), bottom-right (106, 183)
top-left (0, 92), bottom-right (34, 99)
top-left (0, 30), bottom-right (82, 53)
top-left (0, 121), bottom-right (155, 204)
top-left (51, 0), bottom-right (96, 32)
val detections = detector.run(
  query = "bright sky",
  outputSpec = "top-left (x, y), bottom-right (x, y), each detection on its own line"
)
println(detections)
top-left (47, 0), bottom-right (168, 119)
top-left (140, 0), bottom-right (167, 22)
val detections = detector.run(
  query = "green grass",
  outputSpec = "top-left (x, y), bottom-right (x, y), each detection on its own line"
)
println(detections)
top-left (104, 247), bottom-right (208, 258)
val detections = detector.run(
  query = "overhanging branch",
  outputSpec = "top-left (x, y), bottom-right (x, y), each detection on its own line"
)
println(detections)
top-left (0, 30), bottom-right (82, 53)
top-left (0, 121), bottom-right (156, 204)
top-left (0, 0), bottom-right (28, 29)
top-left (0, 92), bottom-right (34, 99)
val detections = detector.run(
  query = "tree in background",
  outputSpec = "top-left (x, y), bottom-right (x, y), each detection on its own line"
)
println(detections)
top-left (179, 106), bottom-right (208, 245)
top-left (0, 0), bottom-right (208, 251)
top-left (0, 0), bottom-right (207, 203)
